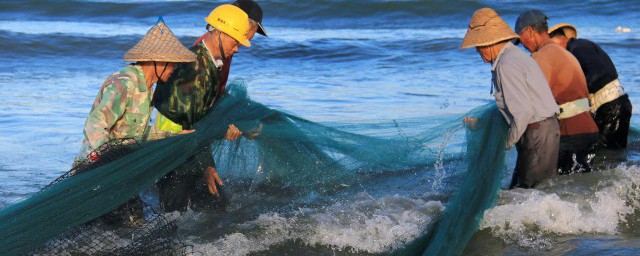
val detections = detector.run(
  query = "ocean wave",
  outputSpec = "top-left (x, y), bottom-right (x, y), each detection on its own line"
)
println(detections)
top-left (192, 193), bottom-right (444, 255)
top-left (0, 20), bottom-right (466, 41)
top-left (480, 165), bottom-right (640, 249)
top-left (0, 20), bottom-right (200, 38)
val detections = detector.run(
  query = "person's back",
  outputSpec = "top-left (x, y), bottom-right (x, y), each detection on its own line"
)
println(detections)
top-left (564, 36), bottom-right (632, 150)
top-left (531, 42), bottom-right (598, 136)
top-left (548, 23), bottom-right (632, 150)
top-left (462, 8), bottom-right (560, 189)
top-left (515, 10), bottom-right (599, 174)
top-left (567, 38), bottom-right (618, 94)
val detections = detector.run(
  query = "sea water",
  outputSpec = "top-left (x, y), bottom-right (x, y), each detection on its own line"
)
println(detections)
top-left (0, 0), bottom-right (638, 255)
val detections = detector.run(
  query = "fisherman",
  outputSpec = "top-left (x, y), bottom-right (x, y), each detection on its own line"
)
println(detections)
top-left (548, 23), bottom-right (633, 150)
top-left (74, 20), bottom-right (196, 225)
top-left (515, 10), bottom-right (600, 174)
top-left (151, 4), bottom-right (260, 212)
top-left (78, 19), bottom-right (195, 163)
top-left (191, 0), bottom-right (268, 88)
top-left (462, 8), bottom-right (560, 188)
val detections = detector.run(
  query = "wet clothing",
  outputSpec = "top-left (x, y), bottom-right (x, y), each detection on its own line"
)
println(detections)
top-left (492, 42), bottom-right (559, 149)
top-left (558, 133), bottom-right (598, 174)
top-left (593, 95), bottom-right (632, 149)
top-left (80, 65), bottom-right (152, 158)
top-left (532, 42), bottom-right (598, 136)
top-left (511, 116), bottom-right (560, 188)
top-left (531, 41), bottom-right (599, 173)
top-left (152, 41), bottom-right (227, 212)
top-left (159, 149), bottom-right (220, 212)
top-left (565, 38), bottom-right (632, 149)
top-left (492, 42), bottom-right (560, 188)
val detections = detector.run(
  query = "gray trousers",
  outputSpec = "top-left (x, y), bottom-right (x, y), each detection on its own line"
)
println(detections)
top-left (510, 116), bottom-right (560, 188)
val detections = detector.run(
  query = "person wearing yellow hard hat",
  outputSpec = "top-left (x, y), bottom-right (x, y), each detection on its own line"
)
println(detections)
top-left (548, 23), bottom-right (632, 151)
top-left (151, 4), bottom-right (260, 212)
top-left (461, 8), bottom-right (560, 189)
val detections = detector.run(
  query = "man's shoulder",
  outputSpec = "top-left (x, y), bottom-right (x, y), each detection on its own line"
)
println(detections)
top-left (536, 43), bottom-right (574, 64)
top-left (568, 38), bottom-right (603, 55)
top-left (572, 38), bottom-right (597, 48)
top-left (497, 45), bottom-right (532, 71)
top-left (540, 42), bottom-right (566, 55)
top-left (102, 66), bottom-right (142, 92)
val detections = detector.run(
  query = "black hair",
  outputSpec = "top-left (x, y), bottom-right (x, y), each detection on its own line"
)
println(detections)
top-left (549, 29), bottom-right (566, 38)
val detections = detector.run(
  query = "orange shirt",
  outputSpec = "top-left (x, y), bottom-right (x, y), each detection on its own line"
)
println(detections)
top-left (532, 42), bottom-right (598, 136)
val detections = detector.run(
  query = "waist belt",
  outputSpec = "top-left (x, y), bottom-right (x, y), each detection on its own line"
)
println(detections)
top-left (557, 98), bottom-right (590, 120)
top-left (588, 79), bottom-right (626, 113)
top-left (528, 116), bottom-right (554, 129)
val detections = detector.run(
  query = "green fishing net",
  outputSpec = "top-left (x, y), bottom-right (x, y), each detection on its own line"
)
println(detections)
top-left (0, 81), bottom-right (510, 256)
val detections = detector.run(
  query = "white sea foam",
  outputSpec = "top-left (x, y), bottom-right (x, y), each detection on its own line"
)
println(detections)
top-left (195, 193), bottom-right (444, 255)
top-left (480, 165), bottom-right (640, 249)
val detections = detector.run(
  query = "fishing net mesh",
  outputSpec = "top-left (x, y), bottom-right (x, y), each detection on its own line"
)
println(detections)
top-left (0, 82), bottom-right (510, 256)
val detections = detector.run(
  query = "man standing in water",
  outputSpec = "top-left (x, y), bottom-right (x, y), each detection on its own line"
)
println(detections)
top-left (515, 10), bottom-right (599, 174)
top-left (461, 8), bottom-right (560, 188)
top-left (79, 19), bottom-right (195, 162)
top-left (76, 20), bottom-right (196, 224)
top-left (548, 23), bottom-right (633, 151)
top-left (153, 0), bottom-right (267, 204)
top-left (151, 4), bottom-right (256, 212)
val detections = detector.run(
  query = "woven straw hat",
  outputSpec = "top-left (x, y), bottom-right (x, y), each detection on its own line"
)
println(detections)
top-left (461, 8), bottom-right (519, 49)
top-left (548, 22), bottom-right (578, 39)
top-left (124, 20), bottom-right (196, 62)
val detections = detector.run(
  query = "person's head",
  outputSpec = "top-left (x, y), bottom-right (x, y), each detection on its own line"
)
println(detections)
top-left (124, 19), bottom-right (196, 83)
top-left (232, 0), bottom-right (268, 38)
top-left (548, 23), bottom-right (577, 48)
top-left (204, 4), bottom-right (252, 59)
top-left (514, 9), bottom-right (550, 53)
top-left (461, 8), bottom-right (519, 63)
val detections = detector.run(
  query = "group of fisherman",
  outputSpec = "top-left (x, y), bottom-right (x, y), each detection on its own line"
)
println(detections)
top-left (77, 0), bottom-right (266, 213)
top-left (76, 2), bottom-right (632, 217)
top-left (462, 8), bottom-right (632, 188)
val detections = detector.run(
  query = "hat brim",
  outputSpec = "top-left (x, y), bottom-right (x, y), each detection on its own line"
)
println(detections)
top-left (257, 22), bottom-right (268, 37)
top-left (548, 23), bottom-right (578, 39)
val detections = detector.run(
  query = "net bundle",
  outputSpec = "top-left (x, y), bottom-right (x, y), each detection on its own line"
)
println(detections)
top-left (0, 82), bottom-right (510, 256)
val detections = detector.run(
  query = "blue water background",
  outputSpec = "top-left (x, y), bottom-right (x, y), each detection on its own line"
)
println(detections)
top-left (0, 0), bottom-right (638, 254)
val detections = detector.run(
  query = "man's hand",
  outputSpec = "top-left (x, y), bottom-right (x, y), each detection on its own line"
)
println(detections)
top-left (225, 124), bottom-right (242, 141)
top-left (89, 152), bottom-right (100, 162)
top-left (463, 117), bottom-right (478, 130)
top-left (245, 123), bottom-right (263, 140)
top-left (204, 166), bottom-right (224, 197)
top-left (177, 129), bottom-right (195, 135)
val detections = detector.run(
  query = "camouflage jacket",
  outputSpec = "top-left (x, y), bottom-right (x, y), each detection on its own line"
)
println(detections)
top-left (152, 42), bottom-right (222, 130)
top-left (80, 65), bottom-right (152, 157)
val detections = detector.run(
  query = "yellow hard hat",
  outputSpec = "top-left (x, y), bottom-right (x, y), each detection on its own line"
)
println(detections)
top-left (205, 4), bottom-right (251, 47)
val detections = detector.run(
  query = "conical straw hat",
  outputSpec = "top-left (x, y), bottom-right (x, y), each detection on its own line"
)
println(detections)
top-left (124, 20), bottom-right (196, 62)
top-left (548, 22), bottom-right (578, 39)
top-left (461, 8), bottom-right (519, 49)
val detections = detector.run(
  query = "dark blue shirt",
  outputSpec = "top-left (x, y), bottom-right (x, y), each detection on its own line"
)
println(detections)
top-left (566, 38), bottom-right (618, 93)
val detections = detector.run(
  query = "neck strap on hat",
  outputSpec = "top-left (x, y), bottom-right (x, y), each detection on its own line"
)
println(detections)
top-left (153, 61), bottom-right (169, 82)
top-left (217, 32), bottom-right (227, 60)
